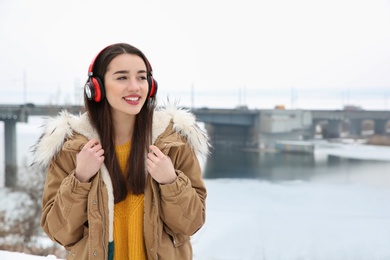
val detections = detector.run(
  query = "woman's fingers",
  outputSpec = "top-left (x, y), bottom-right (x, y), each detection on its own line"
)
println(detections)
top-left (149, 145), bottom-right (163, 157)
top-left (147, 145), bottom-right (177, 184)
top-left (75, 139), bottom-right (105, 182)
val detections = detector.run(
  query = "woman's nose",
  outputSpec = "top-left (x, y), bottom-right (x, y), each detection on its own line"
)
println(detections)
top-left (126, 77), bottom-right (140, 91)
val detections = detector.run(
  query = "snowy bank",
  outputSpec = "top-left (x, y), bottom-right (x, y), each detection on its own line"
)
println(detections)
top-left (0, 250), bottom-right (58, 259)
top-left (1, 179), bottom-right (390, 260)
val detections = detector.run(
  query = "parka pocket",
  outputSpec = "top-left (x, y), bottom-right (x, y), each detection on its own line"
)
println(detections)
top-left (163, 224), bottom-right (189, 248)
top-left (66, 226), bottom-right (89, 258)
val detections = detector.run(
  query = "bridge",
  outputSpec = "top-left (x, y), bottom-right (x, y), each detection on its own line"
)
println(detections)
top-left (195, 107), bottom-right (390, 146)
top-left (1, 104), bottom-right (390, 187)
top-left (0, 104), bottom-right (85, 187)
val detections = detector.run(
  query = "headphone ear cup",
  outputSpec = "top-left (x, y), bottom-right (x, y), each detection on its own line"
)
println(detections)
top-left (86, 76), bottom-right (105, 102)
top-left (85, 78), bottom-right (95, 101)
top-left (94, 76), bottom-right (105, 102)
top-left (147, 75), bottom-right (158, 98)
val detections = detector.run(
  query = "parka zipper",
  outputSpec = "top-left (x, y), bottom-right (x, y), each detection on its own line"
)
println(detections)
top-left (97, 178), bottom-right (107, 259)
top-left (149, 175), bottom-right (160, 260)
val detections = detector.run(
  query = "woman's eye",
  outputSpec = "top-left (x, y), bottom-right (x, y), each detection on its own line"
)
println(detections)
top-left (117, 76), bottom-right (127, 80)
top-left (140, 76), bottom-right (147, 80)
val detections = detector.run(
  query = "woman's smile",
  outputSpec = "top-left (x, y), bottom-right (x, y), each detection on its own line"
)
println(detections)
top-left (123, 94), bottom-right (141, 105)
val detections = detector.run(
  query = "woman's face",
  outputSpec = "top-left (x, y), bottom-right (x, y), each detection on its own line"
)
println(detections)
top-left (104, 53), bottom-right (149, 120)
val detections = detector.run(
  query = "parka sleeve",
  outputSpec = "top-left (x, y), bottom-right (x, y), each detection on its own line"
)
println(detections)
top-left (41, 141), bottom-right (91, 248)
top-left (158, 140), bottom-right (207, 236)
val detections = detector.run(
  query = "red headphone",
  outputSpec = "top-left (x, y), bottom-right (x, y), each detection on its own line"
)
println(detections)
top-left (85, 45), bottom-right (158, 102)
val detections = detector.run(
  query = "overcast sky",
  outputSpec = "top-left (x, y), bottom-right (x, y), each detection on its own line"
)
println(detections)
top-left (0, 0), bottom-right (390, 109)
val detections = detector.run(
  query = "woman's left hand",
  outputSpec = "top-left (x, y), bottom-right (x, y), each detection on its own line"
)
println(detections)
top-left (147, 145), bottom-right (177, 184)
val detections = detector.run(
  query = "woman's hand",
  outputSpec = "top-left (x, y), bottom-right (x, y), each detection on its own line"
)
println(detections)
top-left (75, 139), bottom-right (105, 183)
top-left (147, 145), bottom-right (177, 185)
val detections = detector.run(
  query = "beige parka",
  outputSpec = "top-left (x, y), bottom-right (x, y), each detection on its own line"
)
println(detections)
top-left (33, 104), bottom-right (210, 260)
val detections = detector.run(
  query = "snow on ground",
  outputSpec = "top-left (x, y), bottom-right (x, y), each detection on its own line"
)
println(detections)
top-left (0, 251), bottom-right (58, 259)
top-left (193, 179), bottom-right (390, 260)
top-left (1, 178), bottom-right (390, 260)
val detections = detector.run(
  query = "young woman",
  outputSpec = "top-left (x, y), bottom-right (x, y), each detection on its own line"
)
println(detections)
top-left (33, 43), bottom-right (209, 260)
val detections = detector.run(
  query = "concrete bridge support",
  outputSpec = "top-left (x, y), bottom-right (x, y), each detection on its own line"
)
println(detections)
top-left (374, 119), bottom-right (388, 134)
top-left (348, 119), bottom-right (362, 136)
top-left (325, 120), bottom-right (342, 138)
top-left (204, 123), bottom-right (253, 148)
top-left (4, 119), bottom-right (17, 187)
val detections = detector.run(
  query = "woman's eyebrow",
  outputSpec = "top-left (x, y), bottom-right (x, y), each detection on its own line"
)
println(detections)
top-left (112, 69), bottom-right (147, 75)
top-left (113, 70), bottom-right (129, 75)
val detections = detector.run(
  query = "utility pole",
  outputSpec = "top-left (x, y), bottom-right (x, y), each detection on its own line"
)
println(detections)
top-left (23, 69), bottom-right (27, 104)
top-left (243, 85), bottom-right (246, 106)
top-left (291, 86), bottom-right (296, 109)
top-left (238, 87), bottom-right (241, 107)
top-left (74, 77), bottom-right (82, 105)
top-left (191, 83), bottom-right (195, 109)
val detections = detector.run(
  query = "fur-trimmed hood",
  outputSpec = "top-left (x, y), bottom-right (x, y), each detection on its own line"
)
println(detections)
top-left (32, 103), bottom-right (210, 168)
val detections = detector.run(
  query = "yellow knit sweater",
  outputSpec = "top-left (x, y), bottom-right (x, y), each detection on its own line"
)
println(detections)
top-left (114, 141), bottom-right (147, 260)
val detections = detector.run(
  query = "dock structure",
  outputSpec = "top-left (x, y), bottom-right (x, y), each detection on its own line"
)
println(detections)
top-left (275, 140), bottom-right (315, 153)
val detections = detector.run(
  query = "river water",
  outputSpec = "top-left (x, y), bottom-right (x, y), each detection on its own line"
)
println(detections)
top-left (203, 145), bottom-right (390, 188)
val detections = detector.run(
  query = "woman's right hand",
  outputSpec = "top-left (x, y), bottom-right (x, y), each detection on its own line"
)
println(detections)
top-left (75, 139), bottom-right (105, 183)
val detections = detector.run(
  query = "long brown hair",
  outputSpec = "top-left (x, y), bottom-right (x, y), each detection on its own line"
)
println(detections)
top-left (84, 43), bottom-right (156, 203)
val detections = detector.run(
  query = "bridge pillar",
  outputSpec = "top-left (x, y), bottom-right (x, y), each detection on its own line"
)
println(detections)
top-left (348, 119), bottom-right (362, 136)
top-left (374, 119), bottom-right (388, 134)
top-left (325, 120), bottom-right (341, 138)
top-left (205, 123), bottom-right (252, 148)
top-left (4, 119), bottom-right (17, 187)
